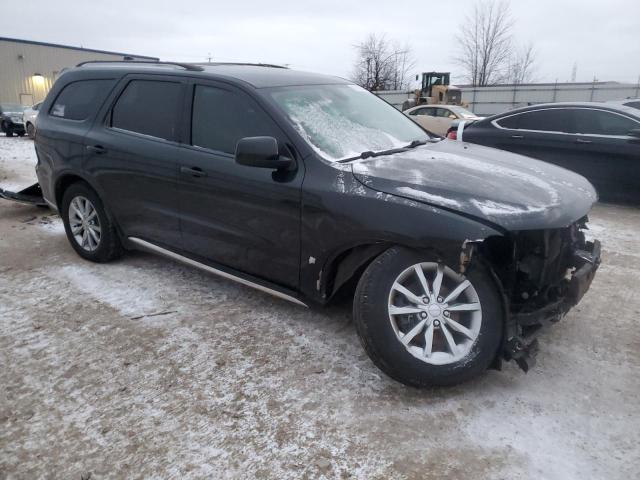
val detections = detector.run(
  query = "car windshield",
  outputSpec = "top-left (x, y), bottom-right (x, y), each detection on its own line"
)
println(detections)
top-left (267, 84), bottom-right (431, 161)
top-left (449, 106), bottom-right (477, 118)
top-left (1, 103), bottom-right (26, 113)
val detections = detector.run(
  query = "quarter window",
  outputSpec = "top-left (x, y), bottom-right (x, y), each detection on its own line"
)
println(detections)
top-left (191, 85), bottom-right (277, 154)
top-left (50, 79), bottom-right (115, 121)
top-left (111, 80), bottom-right (182, 141)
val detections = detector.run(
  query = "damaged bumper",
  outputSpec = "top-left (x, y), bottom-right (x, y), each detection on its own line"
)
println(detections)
top-left (0, 183), bottom-right (48, 207)
top-left (505, 238), bottom-right (601, 371)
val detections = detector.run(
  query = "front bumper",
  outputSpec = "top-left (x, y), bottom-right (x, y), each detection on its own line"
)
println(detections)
top-left (505, 239), bottom-right (601, 371)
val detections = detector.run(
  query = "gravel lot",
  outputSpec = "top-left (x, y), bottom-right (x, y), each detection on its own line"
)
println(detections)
top-left (1, 134), bottom-right (639, 479)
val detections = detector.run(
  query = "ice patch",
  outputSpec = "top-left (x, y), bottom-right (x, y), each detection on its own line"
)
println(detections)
top-left (396, 186), bottom-right (462, 208)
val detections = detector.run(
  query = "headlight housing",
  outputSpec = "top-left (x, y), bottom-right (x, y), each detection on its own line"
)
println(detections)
top-left (10, 115), bottom-right (23, 123)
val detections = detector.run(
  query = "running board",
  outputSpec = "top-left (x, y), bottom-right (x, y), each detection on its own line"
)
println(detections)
top-left (0, 183), bottom-right (48, 207)
top-left (128, 237), bottom-right (308, 308)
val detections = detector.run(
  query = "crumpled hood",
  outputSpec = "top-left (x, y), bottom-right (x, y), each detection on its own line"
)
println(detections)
top-left (351, 140), bottom-right (597, 230)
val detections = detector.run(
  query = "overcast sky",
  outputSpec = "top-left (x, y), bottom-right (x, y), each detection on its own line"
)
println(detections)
top-left (4, 0), bottom-right (640, 85)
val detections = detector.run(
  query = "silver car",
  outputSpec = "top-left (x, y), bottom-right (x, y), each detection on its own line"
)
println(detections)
top-left (23, 102), bottom-right (42, 138)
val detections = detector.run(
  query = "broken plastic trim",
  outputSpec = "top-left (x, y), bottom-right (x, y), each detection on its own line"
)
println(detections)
top-left (0, 183), bottom-right (48, 207)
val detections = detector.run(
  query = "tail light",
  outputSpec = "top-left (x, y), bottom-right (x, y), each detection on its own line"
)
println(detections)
top-left (446, 130), bottom-right (457, 140)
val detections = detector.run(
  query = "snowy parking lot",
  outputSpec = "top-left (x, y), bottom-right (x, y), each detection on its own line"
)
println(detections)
top-left (1, 134), bottom-right (639, 479)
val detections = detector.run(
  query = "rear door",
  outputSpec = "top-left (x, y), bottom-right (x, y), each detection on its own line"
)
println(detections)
top-left (176, 80), bottom-right (303, 289)
top-left (85, 75), bottom-right (188, 247)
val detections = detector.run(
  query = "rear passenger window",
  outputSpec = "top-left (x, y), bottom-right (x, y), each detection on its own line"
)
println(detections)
top-left (111, 80), bottom-right (182, 141)
top-left (191, 85), bottom-right (277, 154)
top-left (50, 79), bottom-right (115, 120)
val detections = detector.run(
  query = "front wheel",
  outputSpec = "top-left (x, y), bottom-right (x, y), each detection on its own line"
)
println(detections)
top-left (26, 123), bottom-right (35, 138)
top-left (353, 247), bottom-right (503, 387)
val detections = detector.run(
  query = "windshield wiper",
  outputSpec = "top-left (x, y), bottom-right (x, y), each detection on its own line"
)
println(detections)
top-left (336, 138), bottom-right (435, 164)
top-left (337, 146), bottom-right (408, 163)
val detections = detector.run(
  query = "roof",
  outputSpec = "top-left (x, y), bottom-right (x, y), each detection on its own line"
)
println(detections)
top-left (73, 61), bottom-right (350, 88)
top-left (492, 101), bottom-right (640, 119)
top-left (0, 36), bottom-right (158, 61)
top-left (197, 64), bottom-right (348, 88)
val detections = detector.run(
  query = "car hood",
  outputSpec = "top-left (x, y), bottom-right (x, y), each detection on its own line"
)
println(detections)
top-left (351, 140), bottom-right (597, 230)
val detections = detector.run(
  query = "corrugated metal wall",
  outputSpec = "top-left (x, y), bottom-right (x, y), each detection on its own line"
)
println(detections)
top-left (461, 82), bottom-right (640, 116)
top-left (0, 39), bottom-right (156, 105)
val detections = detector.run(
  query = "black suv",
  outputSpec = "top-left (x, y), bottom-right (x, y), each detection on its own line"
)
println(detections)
top-left (33, 61), bottom-right (600, 386)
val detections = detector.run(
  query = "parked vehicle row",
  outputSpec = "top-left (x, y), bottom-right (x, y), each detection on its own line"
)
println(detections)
top-left (448, 102), bottom-right (640, 204)
top-left (19, 60), bottom-right (601, 387)
top-left (0, 103), bottom-right (26, 136)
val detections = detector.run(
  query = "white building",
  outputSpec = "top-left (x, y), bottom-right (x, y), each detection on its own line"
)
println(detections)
top-left (0, 37), bottom-right (158, 105)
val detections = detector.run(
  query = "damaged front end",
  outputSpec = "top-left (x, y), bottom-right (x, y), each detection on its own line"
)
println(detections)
top-left (474, 217), bottom-right (601, 372)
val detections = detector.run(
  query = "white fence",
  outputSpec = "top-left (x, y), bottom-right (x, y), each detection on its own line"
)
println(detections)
top-left (374, 82), bottom-right (640, 116)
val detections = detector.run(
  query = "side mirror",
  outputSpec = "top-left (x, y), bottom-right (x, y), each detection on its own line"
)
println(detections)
top-left (628, 128), bottom-right (640, 138)
top-left (448, 114), bottom-right (457, 119)
top-left (235, 136), bottom-right (293, 170)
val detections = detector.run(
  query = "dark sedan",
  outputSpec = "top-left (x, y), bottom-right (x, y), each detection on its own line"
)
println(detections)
top-left (450, 103), bottom-right (640, 204)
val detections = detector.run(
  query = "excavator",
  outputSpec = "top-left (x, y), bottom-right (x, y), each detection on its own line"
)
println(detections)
top-left (402, 72), bottom-right (465, 111)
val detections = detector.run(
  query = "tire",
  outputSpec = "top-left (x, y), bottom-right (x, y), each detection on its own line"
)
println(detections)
top-left (17, 130), bottom-right (25, 137)
top-left (353, 246), bottom-right (503, 387)
top-left (5, 129), bottom-right (13, 137)
top-left (61, 182), bottom-right (124, 263)
top-left (26, 123), bottom-right (35, 138)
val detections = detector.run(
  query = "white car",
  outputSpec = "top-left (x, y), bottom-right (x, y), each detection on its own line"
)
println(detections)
top-left (404, 104), bottom-right (483, 136)
top-left (22, 102), bottom-right (42, 138)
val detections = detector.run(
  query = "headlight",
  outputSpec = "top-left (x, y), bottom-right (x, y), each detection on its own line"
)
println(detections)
top-left (11, 116), bottom-right (23, 123)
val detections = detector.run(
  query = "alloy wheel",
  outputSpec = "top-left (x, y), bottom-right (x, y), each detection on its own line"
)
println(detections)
top-left (388, 262), bottom-right (482, 365)
top-left (68, 195), bottom-right (101, 252)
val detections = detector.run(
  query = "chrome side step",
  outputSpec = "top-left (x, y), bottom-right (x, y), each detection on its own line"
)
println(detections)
top-left (128, 237), bottom-right (308, 308)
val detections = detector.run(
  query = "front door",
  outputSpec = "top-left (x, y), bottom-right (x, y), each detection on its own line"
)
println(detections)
top-left (177, 82), bottom-right (303, 289)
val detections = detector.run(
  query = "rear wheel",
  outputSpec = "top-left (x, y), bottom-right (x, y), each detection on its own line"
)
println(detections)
top-left (61, 182), bottom-right (124, 262)
top-left (353, 246), bottom-right (503, 387)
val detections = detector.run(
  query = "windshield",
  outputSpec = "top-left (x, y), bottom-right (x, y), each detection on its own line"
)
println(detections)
top-left (1, 103), bottom-right (26, 113)
top-left (449, 106), bottom-right (478, 118)
top-left (267, 84), bottom-right (430, 161)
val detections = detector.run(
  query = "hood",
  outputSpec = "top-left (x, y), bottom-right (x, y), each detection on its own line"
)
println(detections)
top-left (351, 140), bottom-right (597, 230)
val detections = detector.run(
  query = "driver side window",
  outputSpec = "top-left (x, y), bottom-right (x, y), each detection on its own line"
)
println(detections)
top-left (191, 85), bottom-right (278, 155)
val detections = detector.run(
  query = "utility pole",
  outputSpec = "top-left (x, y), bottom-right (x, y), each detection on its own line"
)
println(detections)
top-left (206, 53), bottom-right (213, 63)
top-left (571, 63), bottom-right (577, 83)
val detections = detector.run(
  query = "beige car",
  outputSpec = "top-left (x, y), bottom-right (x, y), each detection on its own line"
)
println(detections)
top-left (404, 105), bottom-right (483, 136)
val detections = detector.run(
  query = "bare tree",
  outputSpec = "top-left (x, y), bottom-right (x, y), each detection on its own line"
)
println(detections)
top-left (352, 33), bottom-right (415, 91)
top-left (456, 0), bottom-right (514, 86)
top-left (508, 42), bottom-right (536, 84)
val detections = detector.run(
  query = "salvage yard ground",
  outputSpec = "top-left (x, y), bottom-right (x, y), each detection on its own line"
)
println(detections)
top-left (1, 134), bottom-right (638, 479)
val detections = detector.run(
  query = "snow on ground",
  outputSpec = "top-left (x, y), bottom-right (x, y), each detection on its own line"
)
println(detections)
top-left (1, 133), bottom-right (639, 479)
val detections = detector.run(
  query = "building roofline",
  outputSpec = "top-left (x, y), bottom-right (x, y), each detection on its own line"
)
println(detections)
top-left (0, 36), bottom-right (159, 61)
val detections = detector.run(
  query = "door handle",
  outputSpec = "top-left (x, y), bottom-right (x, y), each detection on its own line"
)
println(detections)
top-left (575, 138), bottom-right (592, 144)
top-left (510, 135), bottom-right (524, 139)
top-left (180, 166), bottom-right (208, 178)
top-left (86, 145), bottom-right (107, 154)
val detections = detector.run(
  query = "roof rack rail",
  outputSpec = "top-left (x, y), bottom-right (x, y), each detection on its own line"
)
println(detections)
top-left (76, 60), bottom-right (204, 71)
top-left (193, 62), bottom-right (288, 69)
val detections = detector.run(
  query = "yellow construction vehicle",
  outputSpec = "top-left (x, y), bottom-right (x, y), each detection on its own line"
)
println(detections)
top-left (402, 72), bottom-right (466, 111)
